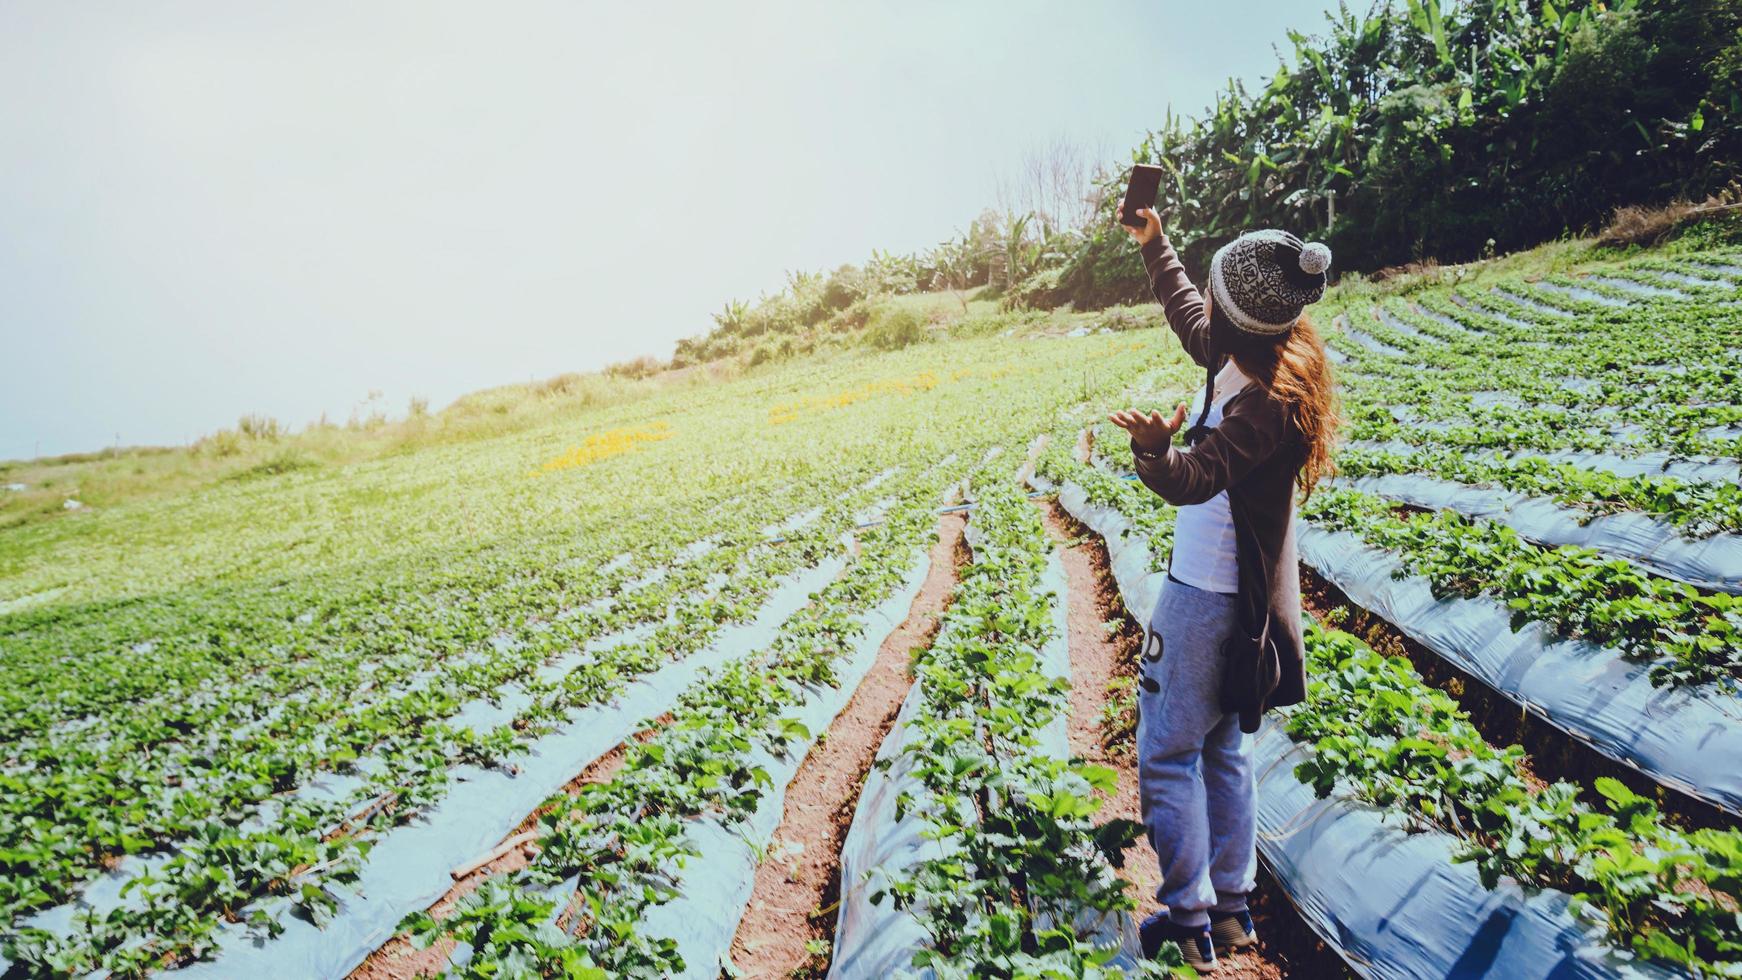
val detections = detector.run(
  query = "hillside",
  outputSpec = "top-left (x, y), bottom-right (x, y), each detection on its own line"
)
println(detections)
top-left (3, 224), bottom-right (1741, 976)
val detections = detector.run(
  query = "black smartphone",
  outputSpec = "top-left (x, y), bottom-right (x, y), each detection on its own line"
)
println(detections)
top-left (1119, 164), bottom-right (1165, 228)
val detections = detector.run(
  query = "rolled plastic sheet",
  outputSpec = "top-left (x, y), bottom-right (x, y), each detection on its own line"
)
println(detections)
top-left (1040, 476), bottom-right (1166, 623)
top-left (1469, 391), bottom-right (1525, 409)
top-left (1337, 473), bottom-right (1742, 594)
top-left (1449, 295), bottom-right (1536, 330)
top-left (1532, 447), bottom-right (1739, 485)
top-left (1642, 268), bottom-right (1729, 289)
top-left (165, 552), bottom-right (852, 980)
top-left (639, 548), bottom-right (932, 979)
top-left (1298, 523), bottom-right (1742, 817)
top-left (1021, 542), bottom-right (1075, 758)
top-left (1681, 259), bottom-right (1742, 278)
top-left (829, 511), bottom-right (1138, 978)
top-left (1043, 474), bottom-right (1682, 978)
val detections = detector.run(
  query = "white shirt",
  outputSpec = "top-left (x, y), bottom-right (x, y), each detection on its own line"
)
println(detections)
top-left (1168, 359), bottom-right (1251, 594)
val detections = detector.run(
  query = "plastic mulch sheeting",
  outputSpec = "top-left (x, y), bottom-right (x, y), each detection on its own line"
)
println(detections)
top-left (1587, 275), bottom-right (1691, 300)
top-left (635, 546), bottom-right (933, 979)
top-left (828, 510), bottom-right (1138, 978)
top-left (1042, 473), bottom-right (1677, 979)
top-left (1535, 280), bottom-right (1632, 307)
top-left (1374, 305), bottom-right (1440, 343)
top-left (169, 552), bottom-right (852, 980)
top-left (1298, 523), bottom-right (1742, 818)
top-left (1343, 438), bottom-right (1742, 486)
top-left (826, 670), bottom-right (960, 979)
top-left (1021, 547), bottom-right (1142, 967)
top-left (1250, 728), bottom-right (1677, 980)
top-left (1337, 473), bottom-right (1742, 594)
top-left (1343, 328), bottom-right (1406, 357)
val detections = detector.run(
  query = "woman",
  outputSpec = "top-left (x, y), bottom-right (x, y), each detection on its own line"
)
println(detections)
top-left (1108, 206), bottom-right (1338, 971)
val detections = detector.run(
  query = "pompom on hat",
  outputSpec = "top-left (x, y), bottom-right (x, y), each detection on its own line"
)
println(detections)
top-left (1208, 229), bottom-right (1332, 338)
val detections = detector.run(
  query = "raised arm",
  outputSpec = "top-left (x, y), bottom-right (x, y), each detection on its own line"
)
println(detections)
top-left (1120, 204), bottom-right (1214, 368)
top-left (1138, 233), bottom-right (1214, 368)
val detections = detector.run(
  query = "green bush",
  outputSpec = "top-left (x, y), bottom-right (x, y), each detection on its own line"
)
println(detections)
top-left (826, 298), bottom-right (873, 334)
top-left (819, 264), bottom-right (864, 312)
top-left (950, 309), bottom-right (1046, 339)
top-left (1053, 231), bottom-right (1150, 310)
top-left (1052, 0), bottom-right (1742, 306)
top-left (1670, 209), bottom-right (1742, 251)
top-left (236, 414), bottom-right (283, 441)
top-left (862, 305), bottom-right (927, 351)
top-left (1002, 266), bottom-right (1069, 311)
top-left (1097, 306), bottom-right (1160, 332)
top-left (229, 450), bottom-right (318, 481)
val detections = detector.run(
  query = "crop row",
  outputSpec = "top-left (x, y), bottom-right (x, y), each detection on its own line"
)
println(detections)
top-left (1082, 398), bottom-right (1740, 695)
top-left (845, 475), bottom-right (1163, 976)
top-left (2, 331), bottom-right (1173, 977)
top-left (1100, 402), bottom-right (1742, 685)
top-left (2, 467), bottom-right (899, 976)
top-left (0, 476), bottom-right (815, 749)
top-left (1334, 443), bottom-right (1742, 538)
top-left (1036, 444), bottom-right (1742, 976)
top-left (1300, 485), bottom-right (1742, 690)
top-left (395, 453), bottom-right (972, 976)
top-left (1341, 323), bottom-right (1740, 443)
top-left (1322, 259), bottom-right (1741, 463)
top-left (1290, 621), bottom-right (1741, 975)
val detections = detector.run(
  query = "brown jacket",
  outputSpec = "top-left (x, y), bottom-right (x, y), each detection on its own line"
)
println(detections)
top-left (1132, 235), bottom-right (1308, 727)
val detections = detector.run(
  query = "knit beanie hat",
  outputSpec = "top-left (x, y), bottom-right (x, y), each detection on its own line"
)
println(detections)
top-left (1208, 229), bottom-right (1332, 338)
top-left (1179, 229), bottom-right (1331, 447)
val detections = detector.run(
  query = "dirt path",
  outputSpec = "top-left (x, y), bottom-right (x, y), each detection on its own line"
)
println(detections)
top-left (1042, 502), bottom-right (1345, 979)
top-left (727, 513), bottom-right (968, 979)
top-left (349, 729), bottom-right (649, 979)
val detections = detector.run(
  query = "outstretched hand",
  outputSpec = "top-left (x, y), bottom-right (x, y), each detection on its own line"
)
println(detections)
top-left (1117, 206), bottom-right (1163, 247)
top-left (1109, 404), bottom-right (1187, 454)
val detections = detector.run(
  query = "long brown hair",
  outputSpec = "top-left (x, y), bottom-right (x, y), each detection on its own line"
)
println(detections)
top-left (1208, 296), bottom-right (1340, 498)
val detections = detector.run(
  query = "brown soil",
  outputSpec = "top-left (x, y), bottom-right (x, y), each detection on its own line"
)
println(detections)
top-left (1298, 566), bottom-right (1736, 833)
top-left (349, 724), bottom-right (657, 980)
top-left (727, 513), bottom-right (969, 979)
top-left (1042, 503), bottom-right (1351, 979)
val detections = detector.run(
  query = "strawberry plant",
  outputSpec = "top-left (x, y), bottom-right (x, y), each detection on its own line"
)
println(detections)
top-left (1302, 486), bottom-right (1742, 689)
top-left (867, 477), bottom-right (1175, 976)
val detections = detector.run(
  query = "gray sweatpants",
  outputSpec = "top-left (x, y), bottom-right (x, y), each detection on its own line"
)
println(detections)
top-left (1135, 576), bottom-right (1257, 927)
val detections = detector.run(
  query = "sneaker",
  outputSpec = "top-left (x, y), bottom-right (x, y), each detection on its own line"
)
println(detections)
top-left (1211, 908), bottom-right (1257, 949)
top-left (1139, 912), bottom-right (1217, 971)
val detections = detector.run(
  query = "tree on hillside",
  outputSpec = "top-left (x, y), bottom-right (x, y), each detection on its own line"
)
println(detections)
top-left (1050, 0), bottom-right (1742, 306)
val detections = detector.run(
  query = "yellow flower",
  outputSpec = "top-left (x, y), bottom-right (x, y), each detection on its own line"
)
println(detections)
top-left (534, 422), bottom-right (672, 474)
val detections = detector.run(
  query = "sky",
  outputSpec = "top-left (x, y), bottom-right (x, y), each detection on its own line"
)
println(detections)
top-left (0, 1), bottom-right (1341, 460)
